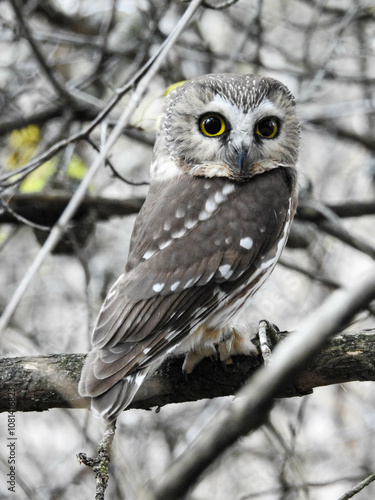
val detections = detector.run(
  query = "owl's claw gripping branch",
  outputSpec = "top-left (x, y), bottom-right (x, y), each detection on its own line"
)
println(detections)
top-left (258, 320), bottom-right (282, 365)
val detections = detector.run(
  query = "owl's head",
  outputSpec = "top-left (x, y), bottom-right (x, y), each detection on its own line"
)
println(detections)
top-left (152, 73), bottom-right (300, 181)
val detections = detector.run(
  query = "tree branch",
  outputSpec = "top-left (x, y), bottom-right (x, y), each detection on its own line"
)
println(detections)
top-left (1, 328), bottom-right (375, 414)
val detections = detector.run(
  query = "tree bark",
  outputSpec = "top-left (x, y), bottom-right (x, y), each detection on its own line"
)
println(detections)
top-left (1, 329), bottom-right (374, 414)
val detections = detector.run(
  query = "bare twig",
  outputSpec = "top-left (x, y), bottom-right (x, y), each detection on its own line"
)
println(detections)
top-left (337, 472), bottom-right (375, 500)
top-left (77, 421), bottom-right (117, 500)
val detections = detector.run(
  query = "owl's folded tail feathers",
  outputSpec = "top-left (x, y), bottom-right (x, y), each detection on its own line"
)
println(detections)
top-left (90, 372), bottom-right (147, 422)
top-left (79, 351), bottom-right (151, 422)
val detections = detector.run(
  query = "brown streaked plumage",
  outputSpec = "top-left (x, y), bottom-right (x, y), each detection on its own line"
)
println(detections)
top-left (79, 73), bottom-right (300, 421)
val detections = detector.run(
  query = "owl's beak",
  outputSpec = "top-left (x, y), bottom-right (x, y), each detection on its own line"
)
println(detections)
top-left (236, 149), bottom-right (248, 174)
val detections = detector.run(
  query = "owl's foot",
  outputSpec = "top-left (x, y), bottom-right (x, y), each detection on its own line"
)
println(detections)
top-left (218, 324), bottom-right (258, 365)
top-left (258, 320), bottom-right (281, 365)
top-left (182, 344), bottom-right (217, 374)
top-left (182, 324), bottom-right (257, 373)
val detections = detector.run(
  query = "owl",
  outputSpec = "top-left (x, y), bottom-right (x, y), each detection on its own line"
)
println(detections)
top-left (79, 73), bottom-right (300, 421)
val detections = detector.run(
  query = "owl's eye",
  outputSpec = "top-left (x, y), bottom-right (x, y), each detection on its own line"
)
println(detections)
top-left (199, 114), bottom-right (226, 137)
top-left (255, 117), bottom-right (279, 139)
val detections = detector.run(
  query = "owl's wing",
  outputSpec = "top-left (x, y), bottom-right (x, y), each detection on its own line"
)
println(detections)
top-left (81, 169), bottom-right (296, 399)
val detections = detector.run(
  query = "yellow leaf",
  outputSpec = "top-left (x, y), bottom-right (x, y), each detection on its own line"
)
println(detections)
top-left (20, 160), bottom-right (56, 193)
top-left (5, 125), bottom-right (41, 170)
top-left (66, 155), bottom-right (88, 180)
top-left (163, 81), bottom-right (186, 96)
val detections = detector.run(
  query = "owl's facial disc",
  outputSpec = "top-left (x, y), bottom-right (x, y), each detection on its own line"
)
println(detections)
top-left (153, 73), bottom-right (299, 181)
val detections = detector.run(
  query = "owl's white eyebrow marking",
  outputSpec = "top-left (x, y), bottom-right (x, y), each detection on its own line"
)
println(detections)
top-left (218, 264), bottom-right (233, 278)
top-left (159, 240), bottom-right (172, 250)
top-left (184, 219), bottom-right (197, 229)
top-left (143, 249), bottom-right (156, 260)
top-left (153, 283), bottom-right (165, 292)
top-left (222, 183), bottom-right (235, 196)
top-left (171, 228), bottom-right (187, 239)
top-left (240, 237), bottom-right (253, 250)
top-left (170, 281), bottom-right (180, 291)
top-left (175, 208), bottom-right (185, 218)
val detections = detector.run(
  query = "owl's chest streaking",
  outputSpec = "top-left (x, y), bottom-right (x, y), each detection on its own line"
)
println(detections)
top-left (121, 168), bottom-right (297, 354)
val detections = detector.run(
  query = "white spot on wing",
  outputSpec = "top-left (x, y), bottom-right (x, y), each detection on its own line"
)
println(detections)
top-left (184, 278), bottom-right (194, 289)
top-left (164, 221), bottom-right (172, 231)
top-left (170, 281), bottom-right (180, 291)
top-left (143, 347), bottom-right (151, 354)
top-left (214, 191), bottom-right (225, 204)
top-left (222, 183), bottom-right (235, 196)
top-left (205, 198), bottom-right (217, 213)
top-left (184, 219), bottom-right (197, 229)
top-left (172, 228), bottom-right (187, 239)
top-left (175, 208), bottom-right (185, 218)
top-left (143, 249), bottom-right (156, 260)
top-left (159, 240), bottom-right (172, 250)
top-left (153, 283), bottom-right (165, 292)
top-left (240, 237), bottom-right (253, 250)
top-left (218, 264), bottom-right (233, 278)
top-left (199, 210), bottom-right (211, 221)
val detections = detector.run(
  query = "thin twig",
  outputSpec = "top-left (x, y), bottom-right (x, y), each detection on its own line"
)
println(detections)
top-left (336, 472), bottom-right (375, 500)
top-left (77, 421), bottom-right (117, 500)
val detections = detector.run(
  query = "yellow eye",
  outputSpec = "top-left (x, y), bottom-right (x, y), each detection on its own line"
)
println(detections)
top-left (255, 117), bottom-right (279, 139)
top-left (200, 114), bottom-right (226, 137)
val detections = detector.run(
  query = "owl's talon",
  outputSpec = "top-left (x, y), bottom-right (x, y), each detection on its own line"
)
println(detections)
top-left (258, 320), bottom-right (281, 365)
top-left (182, 345), bottom-right (217, 373)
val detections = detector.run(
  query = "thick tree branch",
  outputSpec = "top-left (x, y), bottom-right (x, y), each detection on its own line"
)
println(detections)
top-left (1, 328), bottom-right (375, 414)
top-left (2, 194), bottom-right (375, 227)
top-left (0, 193), bottom-right (145, 226)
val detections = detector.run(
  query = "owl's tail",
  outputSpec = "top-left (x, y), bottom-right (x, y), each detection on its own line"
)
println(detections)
top-left (90, 371), bottom-right (148, 422)
top-left (79, 349), bottom-right (153, 422)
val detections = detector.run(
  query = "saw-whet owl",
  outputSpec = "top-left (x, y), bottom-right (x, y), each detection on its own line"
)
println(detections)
top-left (79, 73), bottom-right (300, 421)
